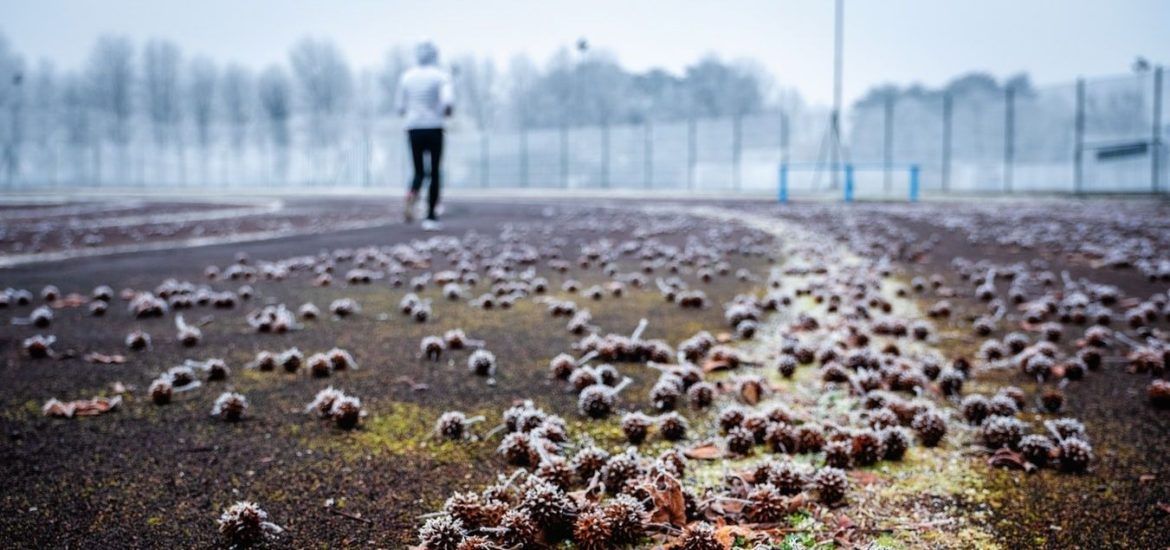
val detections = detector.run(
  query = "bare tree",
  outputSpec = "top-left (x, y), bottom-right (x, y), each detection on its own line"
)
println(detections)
top-left (0, 33), bottom-right (27, 184)
top-left (452, 55), bottom-right (498, 131)
top-left (60, 72), bottom-right (93, 183)
top-left (187, 56), bottom-right (217, 183)
top-left (87, 35), bottom-right (135, 184)
top-left (377, 46), bottom-right (410, 114)
top-left (258, 65), bottom-right (291, 181)
top-left (142, 39), bottom-right (182, 182)
top-left (220, 64), bottom-right (254, 183)
top-left (29, 60), bottom-right (58, 184)
top-left (289, 38), bottom-right (353, 183)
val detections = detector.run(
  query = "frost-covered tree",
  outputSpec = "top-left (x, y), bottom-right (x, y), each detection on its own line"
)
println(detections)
top-left (0, 34), bottom-right (28, 183)
top-left (142, 39), bottom-right (182, 147)
top-left (258, 65), bottom-right (292, 180)
top-left (187, 57), bottom-right (217, 180)
top-left (87, 35), bottom-right (135, 182)
top-left (289, 38), bottom-right (352, 146)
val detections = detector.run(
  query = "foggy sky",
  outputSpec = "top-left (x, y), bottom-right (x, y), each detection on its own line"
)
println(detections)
top-left (2, 0), bottom-right (1167, 105)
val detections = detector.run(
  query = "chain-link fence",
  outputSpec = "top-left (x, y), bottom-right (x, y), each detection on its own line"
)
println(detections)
top-left (2, 69), bottom-right (1165, 196)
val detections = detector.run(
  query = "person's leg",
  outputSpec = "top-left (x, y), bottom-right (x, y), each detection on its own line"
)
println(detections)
top-left (427, 129), bottom-right (443, 221)
top-left (406, 130), bottom-right (426, 222)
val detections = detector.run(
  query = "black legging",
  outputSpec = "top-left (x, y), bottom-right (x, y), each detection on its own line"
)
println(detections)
top-left (408, 128), bottom-right (443, 220)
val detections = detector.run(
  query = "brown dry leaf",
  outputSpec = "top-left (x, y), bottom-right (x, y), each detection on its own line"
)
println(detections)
top-left (851, 470), bottom-right (882, 486)
top-left (1138, 474), bottom-right (1156, 483)
top-left (702, 359), bottom-right (734, 373)
top-left (1157, 502), bottom-right (1170, 515)
top-left (84, 352), bottom-right (126, 364)
top-left (684, 442), bottom-right (726, 460)
top-left (714, 525), bottom-right (758, 545)
top-left (42, 395), bottom-right (122, 418)
top-left (715, 332), bottom-right (733, 344)
top-left (987, 447), bottom-right (1037, 473)
top-left (740, 380), bottom-right (761, 405)
top-left (648, 472), bottom-right (687, 528)
top-left (51, 294), bottom-right (88, 308)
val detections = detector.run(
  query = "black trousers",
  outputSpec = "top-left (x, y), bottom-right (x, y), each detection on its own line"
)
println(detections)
top-left (408, 128), bottom-right (443, 220)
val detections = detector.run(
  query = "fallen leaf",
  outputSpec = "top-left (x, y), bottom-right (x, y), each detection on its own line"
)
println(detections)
top-left (42, 395), bottom-right (122, 418)
top-left (702, 359), bottom-right (734, 373)
top-left (740, 380), bottom-right (761, 405)
top-left (648, 472), bottom-right (687, 528)
top-left (84, 352), bottom-right (126, 364)
top-left (987, 447), bottom-right (1037, 473)
top-left (684, 442), bottom-right (727, 460)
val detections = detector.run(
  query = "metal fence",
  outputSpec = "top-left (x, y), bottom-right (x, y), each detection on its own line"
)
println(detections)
top-left (2, 68), bottom-right (1165, 196)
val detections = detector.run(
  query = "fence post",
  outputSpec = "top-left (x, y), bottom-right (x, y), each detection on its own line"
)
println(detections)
top-left (780, 111), bottom-right (790, 166)
top-left (884, 93), bottom-right (894, 193)
top-left (520, 126), bottom-right (528, 188)
top-left (1004, 85), bottom-right (1015, 193)
top-left (687, 117), bottom-right (696, 191)
top-left (1152, 66), bottom-right (1163, 193)
top-left (732, 114), bottom-right (742, 191)
top-left (909, 164), bottom-right (920, 202)
top-left (1074, 78), bottom-right (1085, 194)
top-left (560, 124), bottom-right (569, 188)
top-left (778, 163), bottom-right (788, 204)
top-left (601, 119), bottom-right (609, 188)
top-left (942, 91), bottom-right (952, 192)
top-left (844, 164), bottom-right (854, 203)
top-left (644, 121), bottom-right (653, 189)
top-left (480, 133), bottom-right (489, 189)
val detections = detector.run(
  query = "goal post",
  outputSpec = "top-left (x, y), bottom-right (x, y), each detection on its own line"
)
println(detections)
top-left (778, 163), bottom-right (920, 203)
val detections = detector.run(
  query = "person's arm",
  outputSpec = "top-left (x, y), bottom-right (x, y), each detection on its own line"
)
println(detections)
top-left (440, 73), bottom-right (455, 118)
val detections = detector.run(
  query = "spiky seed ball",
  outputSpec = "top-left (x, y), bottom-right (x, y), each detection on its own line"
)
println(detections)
top-left (211, 392), bottom-right (247, 421)
top-left (823, 440), bottom-right (851, 469)
top-left (421, 336), bottom-right (446, 361)
top-left (771, 461), bottom-right (808, 496)
top-left (981, 416), bottom-right (1025, 450)
top-left (960, 394), bottom-right (990, 425)
top-left (437, 411), bottom-right (471, 440)
top-left (937, 368), bottom-right (964, 396)
top-left (726, 426), bottom-right (755, 456)
top-left (497, 433), bottom-right (532, 466)
top-left (330, 396), bottom-right (362, 429)
top-left (536, 456), bottom-right (574, 491)
top-left (1058, 438), bottom-right (1093, 473)
top-left (455, 536), bottom-right (491, 550)
top-left (572, 507), bottom-right (613, 550)
top-left (417, 514), bottom-right (465, 550)
top-left (443, 492), bottom-right (486, 528)
top-left (280, 348), bottom-right (303, 373)
top-left (595, 363), bottom-right (621, 386)
top-left (441, 329), bottom-right (468, 349)
top-left (307, 353), bottom-right (332, 378)
top-left (1019, 434), bottom-right (1054, 467)
top-left (764, 422), bottom-right (797, 454)
top-left (578, 385), bottom-right (616, 418)
top-left (718, 406), bottom-right (747, 433)
top-left (987, 394), bottom-right (1019, 417)
top-left (793, 424), bottom-right (824, 453)
top-left (813, 467), bottom-right (848, 505)
top-left (740, 413), bottom-right (769, 444)
top-left (650, 379), bottom-right (682, 411)
top-left (1049, 418), bottom-right (1088, 441)
top-left (601, 450), bottom-right (642, 494)
top-left (912, 410), bottom-right (947, 447)
top-left (617, 411), bottom-right (655, 447)
top-left (149, 378), bottom-right (173, 405)
top-left (125, 330), bottom-right (151, 351)
top-left (468, 350), bottom-right (497, 377)
top-left (677, 521), bottom-right (722, 550)
top-left (205, 359), bottom-right (229, 381)
top-left (659, 412), bottom-right (689, 441)
top-left (1040, 388), bottom-right (1064, 413)
top-left (745, 482), bottom-right (789, 523)
top-left (571, 445), bottom-right (610, 482)
top-left (217, 501), bottom-right (281, 545)
top-left (677, 383), bottom-right (712, 411)
top-left (1149, 380), bottom-right (1170, 409)
top-left (881, 427), bottom-right (911, 461)
top-left (521, 479), bottom-right (577, 537)
top-left (549, 353), bottom-right (576, 380)
top-left (252, 351), bottom-right (276, 372)
top-left (776, 354), bottom-right (798, 378)
top-left (603, 494), bottom-right (647, 544)
top-left (502, 401), bottom-right (537, 432)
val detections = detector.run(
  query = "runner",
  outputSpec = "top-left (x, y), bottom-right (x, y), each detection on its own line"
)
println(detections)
top-left (396, 40), bottom-right (454, 230)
